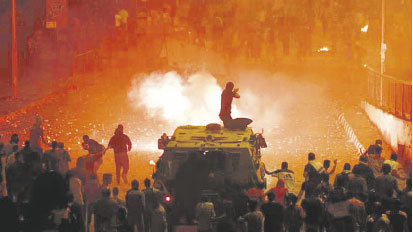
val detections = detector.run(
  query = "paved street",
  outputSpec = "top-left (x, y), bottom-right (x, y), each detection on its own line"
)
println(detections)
top-left (0, 44), bottom-right (396, 198)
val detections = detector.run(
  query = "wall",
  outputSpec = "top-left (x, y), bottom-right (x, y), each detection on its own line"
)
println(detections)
top-left (362, 101), bottom-right (412, 162)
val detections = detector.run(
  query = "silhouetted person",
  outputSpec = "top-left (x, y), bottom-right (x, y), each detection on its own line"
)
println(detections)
top-left (43, 141), bottom-right (59, 171)
top-left (266, 161), bottom-right (295, 192)
top-left (82, 135), bottom-right (105, 174)
top-left (143, 178), bottom-right (156, 232)
top-left (108, 124), bottom-right (132, 184)
top-left (126, 180), bottom-right (145, 232)
top-left (334, 163), bottom-right (351, 190)
top-left (4, 134), bottom-right (19, 157)
top-left (284, 193), bottom-right (303, 232)
top-left (384, 153), bottom-right (404, 179)
top-left (57, 142), bottom-right (71, 175)
top-left (375, 163), bottom-right (401, 202)
top-left (29, 116), bottom-right (49, 153)
top-left (352, 155), bottom-right (375, 190)
top-left (219, 81), bottom-right (240, 127)
top-left (239, 200), bottom-right (264, 232)
top-left (94, 188), bottom-right (118, 231)
top-left (28, 171), bottom-right (67, 231)
top-left (261, 192), bottom-right (284, 232)
top-left (365, 140), bottom-right (383, 156)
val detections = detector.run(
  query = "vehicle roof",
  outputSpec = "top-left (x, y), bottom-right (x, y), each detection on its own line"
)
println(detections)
top-left (167, 125), bottom-right (254, 149)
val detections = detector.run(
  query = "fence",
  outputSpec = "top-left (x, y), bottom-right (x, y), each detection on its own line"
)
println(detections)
top-left (367, 67), bottom-right (412, 121)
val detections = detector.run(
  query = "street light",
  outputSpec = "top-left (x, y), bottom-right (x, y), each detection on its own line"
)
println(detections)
top-left (11, 0), bottom-right (18, 99)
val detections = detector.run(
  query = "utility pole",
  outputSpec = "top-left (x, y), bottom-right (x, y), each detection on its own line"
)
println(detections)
top-left (11, 0), bottom-right (18, 99)
top-left (380, 0), bottom-right (386, 106)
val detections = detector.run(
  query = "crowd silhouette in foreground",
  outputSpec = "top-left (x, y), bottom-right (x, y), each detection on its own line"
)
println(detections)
top-left (0, 128), bottom-right (411, 232)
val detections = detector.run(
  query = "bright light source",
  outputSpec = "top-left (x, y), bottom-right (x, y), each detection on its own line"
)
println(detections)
top-left (363, 64), bottom-right (367, 68)
top-left (165, 196), bottom-right (171, 202)
top-left (149, 160), bottom-right (156, 166)
top-left (361, 25), bottom-right (368, 32)
top-left (317, 46), bottom-right (329, 52)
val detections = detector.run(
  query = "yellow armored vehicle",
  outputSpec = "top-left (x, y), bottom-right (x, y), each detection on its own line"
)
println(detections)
top-left (153, 123), bottom-right (267, 230)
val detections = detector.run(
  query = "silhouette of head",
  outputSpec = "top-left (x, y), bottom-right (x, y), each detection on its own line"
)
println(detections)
top-left (225, 82), bottom-right (234, 91)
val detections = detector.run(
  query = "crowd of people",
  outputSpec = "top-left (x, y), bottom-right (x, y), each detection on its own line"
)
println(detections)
top-left (0, 117), bottom-right (410, 232)
top-left (203, 152), bottom-right (411, 232)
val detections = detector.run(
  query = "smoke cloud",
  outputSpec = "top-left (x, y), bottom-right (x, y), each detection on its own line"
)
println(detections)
top-left (127, 71), bottom-right (284, 133)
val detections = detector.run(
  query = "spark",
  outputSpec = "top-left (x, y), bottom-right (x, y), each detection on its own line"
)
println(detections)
top-left (361, 25), bottom-right (368, 33)
top-left (317, 46), bottom-right (329, 52)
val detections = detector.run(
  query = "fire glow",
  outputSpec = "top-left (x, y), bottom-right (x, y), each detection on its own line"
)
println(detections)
top-left (361, 25), bottom-right (368, 33)
top-left (317, 46), bottom-right (329, 52)
top-left (127, 71), bottom-right (282, 133)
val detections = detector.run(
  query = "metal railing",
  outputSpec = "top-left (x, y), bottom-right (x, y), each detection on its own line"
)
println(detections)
top-left (367, 67), bottom-right (412, 121)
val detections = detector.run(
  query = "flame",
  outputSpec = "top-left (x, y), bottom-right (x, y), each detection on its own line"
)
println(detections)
top-left (317, 46), bottom-right (329, 52)
top-left (361, 25), bottom-right (368, 32)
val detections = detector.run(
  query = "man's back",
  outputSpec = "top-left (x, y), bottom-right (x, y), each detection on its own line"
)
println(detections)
top-left (348, 175), bottom-right (368, 197)
top-left (272, 169), bottom-right (295, 192)
top-left (353, 163), bottom-right (375, 189)
top-left (304, 162), bottom-right (323, 185)
top-left (334, 171), bottom-right (351, 189)
top-left (126, 189), bottom-right (145, 215)
top-left (94, 198), bottom-right (118, 231)
top-left (375, 174), bottom-right (399, 199)
top-left (243, 210), bottom-right (264, 232)
top-left (143, 188), bottom-right (157, 212)
top-left (196, 202), bottom-right (215, 231)
top-left (261, 201), bottom-right (284, 232)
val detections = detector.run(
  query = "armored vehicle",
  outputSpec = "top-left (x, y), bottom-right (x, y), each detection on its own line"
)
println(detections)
top-left (153, 123), bottom-right (267, 231)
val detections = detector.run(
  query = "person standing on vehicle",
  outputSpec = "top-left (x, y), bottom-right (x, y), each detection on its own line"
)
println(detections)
top-left (108, 124), bottom-right (132, 185)
top-left (219, 81), bottom-right (240, 127)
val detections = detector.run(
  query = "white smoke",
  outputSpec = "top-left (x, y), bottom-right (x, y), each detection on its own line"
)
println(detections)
top-left (127, 71), bottom-right (282, 133)
top-left (128, 71), bottom-right (237, 126)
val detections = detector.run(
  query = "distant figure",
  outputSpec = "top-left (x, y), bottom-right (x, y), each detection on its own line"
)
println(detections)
top-left (334, 163), bottom-right (351, 190)
top-left (261, 192), bottom-right (284, 232)
top-left (126, 180), bottom-right (145, 232)
top-left (108, 124), bottom-right (132, 184)
top-left (219, 81), bottom-right (240, 127)
top-left (195, 196), bottom-right (216, 232)
top-left (365, 140), bottom-right (383, 156)
top-left (94, 188), bottom-right (118, 232)
top-left (57, 142), bottom-right (71, 175)
top-left (4, 134), bottom-right (19, 157)
top-left (266, 161), bottom-right (295, 192)
top-left (43, 141), bottom-right (59, 171)
top-left (143, 178), bottom-right (157, 232)
top-left (303, 153), bottom-right (324, 196)
top-left (238, 200), bottom-right (264, 232)
top-left (384, 153), bottom-right (404, 179)
top-left (352, 155), bottom-right (376, 190)
top-left (82, 135), bottom-right (105, 174)
top-left (375, 164), bottom-right (401, 201)
top-left (29, 116), bottom-right (50, 153)
top-left (151, 197), bottom-right (167, 232)
top-left (284, 193), bottom-right (303, 232)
